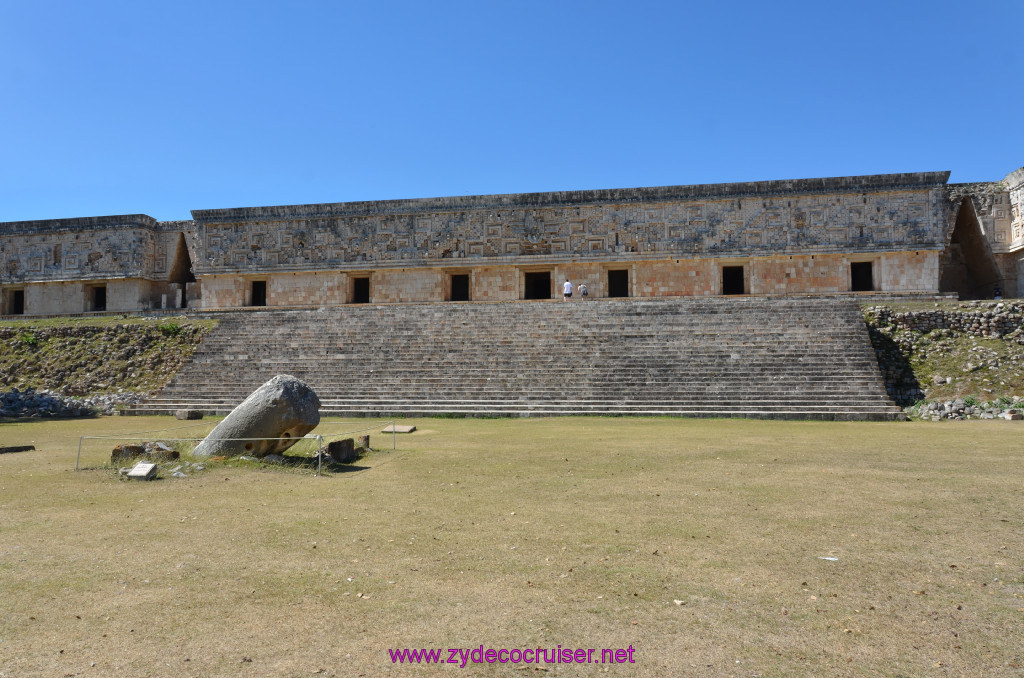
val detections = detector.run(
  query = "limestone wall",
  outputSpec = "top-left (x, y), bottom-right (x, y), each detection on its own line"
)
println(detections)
top-left (190, 174), bottom-right (951, 278)
top-left (0, 216), bottom-right (188, 283)
top-left (472, 266), bottom-right (518, 301)
top-left (4, 169), bottom-right (1022, 314)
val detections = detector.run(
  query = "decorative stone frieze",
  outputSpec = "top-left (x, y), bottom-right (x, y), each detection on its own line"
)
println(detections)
top-left (1, 168), bottom-right (1021, 314)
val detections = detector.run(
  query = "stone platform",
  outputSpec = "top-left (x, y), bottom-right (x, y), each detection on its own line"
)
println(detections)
top-left (125, 296), bottom-right (904, 420)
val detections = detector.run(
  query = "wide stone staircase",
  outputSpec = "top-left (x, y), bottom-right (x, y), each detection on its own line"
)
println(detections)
top-left (127, 296), bottom-right (904, 420)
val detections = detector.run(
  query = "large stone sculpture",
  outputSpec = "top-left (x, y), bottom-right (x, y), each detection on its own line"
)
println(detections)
top-left (192, 375), bottom-right (320, 457)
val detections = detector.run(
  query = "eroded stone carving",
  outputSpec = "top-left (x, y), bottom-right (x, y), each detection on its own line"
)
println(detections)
top-left (192, 375), bottom-right (320, 457)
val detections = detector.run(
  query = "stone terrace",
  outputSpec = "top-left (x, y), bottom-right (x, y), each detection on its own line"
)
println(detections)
top-left (129, 297), bottom-right (903, 420)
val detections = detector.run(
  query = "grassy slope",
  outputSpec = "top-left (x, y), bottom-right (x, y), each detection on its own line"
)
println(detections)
top-left (0, 316), bottom-right (215, 395)
top-left (863, 301), bottom-right (1024, 406)
top-left (2, 416), bottom-right (1022, 677)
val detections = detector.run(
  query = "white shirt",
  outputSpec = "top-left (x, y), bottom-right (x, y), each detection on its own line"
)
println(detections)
top-left (563, 281), bottom-right (573, 294)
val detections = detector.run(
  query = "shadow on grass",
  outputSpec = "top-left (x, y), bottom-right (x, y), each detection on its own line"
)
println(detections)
top-left (267, 453), bottom-right (372, 474)
top-left (1, 414), bottom-right (98, 424)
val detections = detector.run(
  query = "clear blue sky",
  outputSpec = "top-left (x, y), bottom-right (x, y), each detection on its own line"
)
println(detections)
top-left (1, 1), bottom-right (1021, 222)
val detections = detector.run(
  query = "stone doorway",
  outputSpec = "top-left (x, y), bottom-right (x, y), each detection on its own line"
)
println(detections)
top-left (850, 262), bottom-right (874, 292)
top-left (250, 281), bottom-right (267, 306)
top-left (168, 233), bottom-right (196, 308)
top-left (940, 197), bottom-right (1003, 299)
top-left (351, 276), bottom-right (370, 304)
top-left (608, 269), bottom-right (629, 297)
top-left (450, 273), bottom-right (469, 301)
top-left (524, 272), bottom-right (551, 299)
top-left (90, 285), bottom-right (107, 312)
top-left (7, 289), bottom-right (25, 315)
top-left (722, 266), bottom-right (744, 295)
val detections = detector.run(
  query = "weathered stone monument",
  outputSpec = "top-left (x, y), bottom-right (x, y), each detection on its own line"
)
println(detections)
top-left (192, 375), bottom-right (320, 457)
top-left (2, 167), bottom-right (1023, 315)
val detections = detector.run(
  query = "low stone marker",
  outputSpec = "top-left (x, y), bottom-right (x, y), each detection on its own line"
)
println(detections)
top-left (175, 409), bottom-right (204, 420)
top-left (382, 424), bottom-right (416, 434)
top-left (192, 375), bottom-right (320, 458)
top-left (358, 434), bottom-right (370, 450)
top-left (327, 438), bottom-right (357, 463)
top-left (126, 461), bottom-right (158, 480)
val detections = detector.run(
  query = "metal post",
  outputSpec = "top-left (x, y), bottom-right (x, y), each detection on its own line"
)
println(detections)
top-left (76, 436), bottom-right (83, 471)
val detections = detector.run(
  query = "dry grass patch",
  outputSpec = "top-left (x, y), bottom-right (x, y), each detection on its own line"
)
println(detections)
top-left (1, 416), bottom-right (1023, 676)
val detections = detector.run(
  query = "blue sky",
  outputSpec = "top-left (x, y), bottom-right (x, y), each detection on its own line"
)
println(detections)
top-left (1, 1), bottom-right (1021, 222)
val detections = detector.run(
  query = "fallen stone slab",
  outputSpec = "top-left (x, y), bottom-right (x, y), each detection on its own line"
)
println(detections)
top-left (192, 375), bottom-right (320, 458)
top-left (0, 445), bottom-right (35, 455)
top-left (382, 424), bottom-right (416, 434)
top-left (175, 409), bottom-right (204, 420)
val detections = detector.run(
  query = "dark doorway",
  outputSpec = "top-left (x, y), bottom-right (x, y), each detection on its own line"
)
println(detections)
top-left (11, 289), bottom-right (25, 315)
top-left (850, 262), bottom-right (874, 292)
top-left (608, 269), bottom-right (629, 297)
top-left (91, 286), bottom-right (107, 312)
top-left (450, 274), bottom-right (469, 301)
top-left (250, 280), bottom-right (267, 307)
top-left (524, 272), bottom-right (551, 300)
top-left (722, 266), bottom-right (744, 295)
top-left (352, 277), bottom-right (370, 304)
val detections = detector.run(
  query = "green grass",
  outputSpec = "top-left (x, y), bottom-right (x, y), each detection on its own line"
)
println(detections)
top-left (1, 416), bottom-right (1023, 676)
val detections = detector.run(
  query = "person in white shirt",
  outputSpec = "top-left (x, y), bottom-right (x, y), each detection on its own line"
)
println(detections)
top-left (562, 279), bottom-right (573, 301)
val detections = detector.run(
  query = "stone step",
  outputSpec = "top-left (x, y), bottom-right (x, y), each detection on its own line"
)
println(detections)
top-left (140, 297), bottom-right (898, 420)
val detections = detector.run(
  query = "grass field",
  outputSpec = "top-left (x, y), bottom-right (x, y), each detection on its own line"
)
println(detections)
top-left (1, 416), bottom-right (1022, 677)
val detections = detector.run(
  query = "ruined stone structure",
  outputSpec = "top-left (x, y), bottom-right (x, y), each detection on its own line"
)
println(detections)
top-left (2, 167), bottom-right (1022, 315)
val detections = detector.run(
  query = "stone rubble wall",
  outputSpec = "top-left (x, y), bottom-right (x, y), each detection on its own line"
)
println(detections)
top-left (0, 388), bottom-right (144, 417)
top-left (872, 302), bottom-right (1024, 338)
top-left (905, 396), bottom-right (1024, 421)
top-left (866, 301), bottom-right (1024, 414)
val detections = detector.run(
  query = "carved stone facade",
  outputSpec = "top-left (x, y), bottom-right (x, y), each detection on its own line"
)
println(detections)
top-left (2, 168), bottom-right (1021, 315)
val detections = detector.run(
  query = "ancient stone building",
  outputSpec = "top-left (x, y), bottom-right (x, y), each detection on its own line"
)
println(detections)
top-left (2, 167), bottom-right (1021, 315)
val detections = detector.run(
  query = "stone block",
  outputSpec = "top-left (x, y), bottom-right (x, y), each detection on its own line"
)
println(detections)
top-left (192, 375), bottom-right (320, 458)
top-left (382, 424), bottom-right (416, 433)
top-left (112, 444), bottom-right (146, 463)
top-left (175, 409), bottom-right (204, 420)
top-left (327, 438), bottom-right (357, 463)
